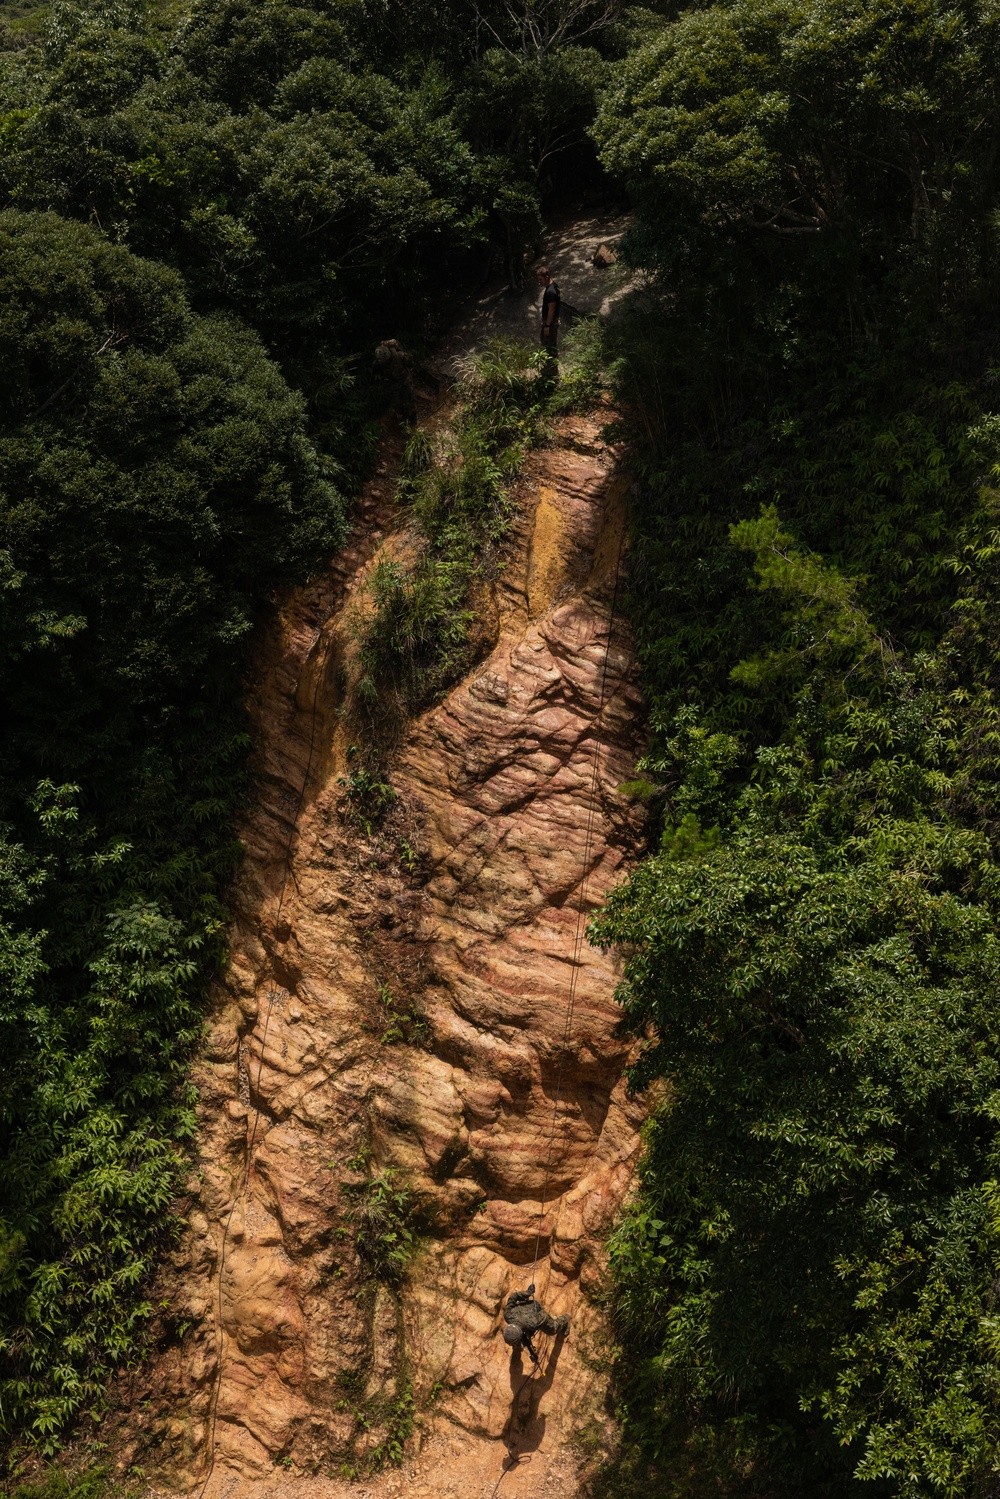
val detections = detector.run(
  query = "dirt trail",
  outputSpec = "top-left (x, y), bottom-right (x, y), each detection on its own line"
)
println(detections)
top-left (431, 212), bottom-right (634, 373)
top-left (130, 218), bottom-right (647, 1499)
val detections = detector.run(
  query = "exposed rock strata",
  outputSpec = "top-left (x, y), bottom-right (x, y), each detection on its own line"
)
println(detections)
top-left (139, 410), bottom-right (646, 1498)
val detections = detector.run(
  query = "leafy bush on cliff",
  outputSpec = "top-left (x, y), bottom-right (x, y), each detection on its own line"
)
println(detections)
top-left (352, 336), bottom-right (552, 730)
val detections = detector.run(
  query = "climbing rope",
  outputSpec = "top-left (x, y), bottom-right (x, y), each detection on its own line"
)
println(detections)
top-left (530, 529), bottom-right (625, 1280)
top-left (195, 620), bottom-right (334, 1499)
top-left (492, 518), bottom-right (627, 1495)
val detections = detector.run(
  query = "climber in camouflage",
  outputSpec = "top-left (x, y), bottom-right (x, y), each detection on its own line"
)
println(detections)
top-left (501, 1285), bottom-right (569, 1365)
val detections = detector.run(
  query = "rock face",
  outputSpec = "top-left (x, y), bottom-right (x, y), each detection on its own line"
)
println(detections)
top-left (139, 410), bottom-right (647, 1498)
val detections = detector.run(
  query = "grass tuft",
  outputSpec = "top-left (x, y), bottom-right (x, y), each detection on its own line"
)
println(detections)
top-left (350, 333), bottom-right (603, 738)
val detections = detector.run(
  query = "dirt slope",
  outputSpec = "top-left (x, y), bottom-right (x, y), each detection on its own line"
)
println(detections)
top-left (127, 235), bottom-right (647, 1499)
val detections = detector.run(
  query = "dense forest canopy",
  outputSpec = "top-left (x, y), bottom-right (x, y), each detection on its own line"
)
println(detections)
top-left (5, 0), bottom-right (1000, 1494)
top-left (590, 0), bottom-right (1000, 1493)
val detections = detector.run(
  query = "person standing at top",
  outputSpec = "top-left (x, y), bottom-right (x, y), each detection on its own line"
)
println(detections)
top-left (537, 265), bottom-right (560, 356)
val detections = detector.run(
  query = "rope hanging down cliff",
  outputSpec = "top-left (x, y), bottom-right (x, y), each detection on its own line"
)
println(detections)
top-left (532, 528), bottom-right (625, 1280)
top-left (493, 519), bottom-right (627, 1496)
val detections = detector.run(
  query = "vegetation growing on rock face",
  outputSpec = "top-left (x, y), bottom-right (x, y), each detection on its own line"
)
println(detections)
top-left (350, 336), bottom-right (554, 736)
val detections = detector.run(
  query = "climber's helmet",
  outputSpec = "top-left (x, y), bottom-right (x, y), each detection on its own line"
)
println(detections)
top-left (502, 1323), bottom-right (524, 1346)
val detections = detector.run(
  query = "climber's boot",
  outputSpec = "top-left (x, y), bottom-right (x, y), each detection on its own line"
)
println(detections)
top-left (554, 1314), bottom-right (570, 1337)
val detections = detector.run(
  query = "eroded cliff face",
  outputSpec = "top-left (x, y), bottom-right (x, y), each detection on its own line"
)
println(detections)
top-left (136, 408), bottom-right (646, 1499)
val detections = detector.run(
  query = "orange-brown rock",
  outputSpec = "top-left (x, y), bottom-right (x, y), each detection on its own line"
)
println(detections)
top-left (137, 409), bottom-right (647, 1499)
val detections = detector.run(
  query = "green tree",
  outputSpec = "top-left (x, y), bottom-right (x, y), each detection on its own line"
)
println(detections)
top-left (0, 207), bottom-right (344, 1447)
top-left (0, 0), bottom-right (491, 398)
top-left (589, 0), bottom-right (1000, 1490)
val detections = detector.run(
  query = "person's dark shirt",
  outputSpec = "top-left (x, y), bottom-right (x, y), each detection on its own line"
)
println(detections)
top-left (542, 281), bottom-right (561, 325)
top-left (504, 1290), bottom-right (544, 1332)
